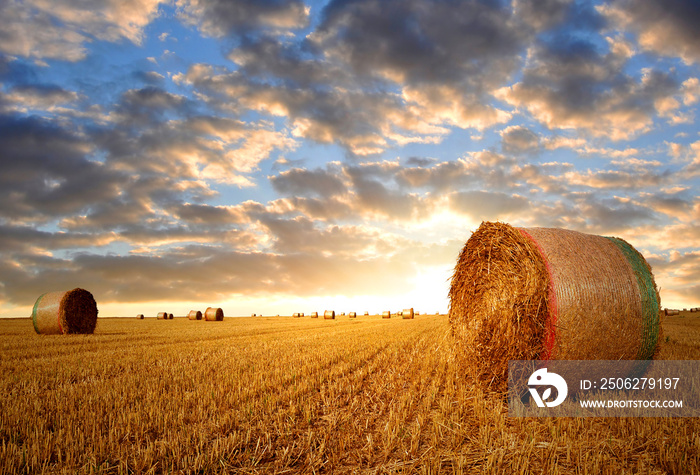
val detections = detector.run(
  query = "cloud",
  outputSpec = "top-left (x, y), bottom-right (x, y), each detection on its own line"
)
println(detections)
top-left (270, 166), bottom-right (347, 199)
top-left (496, 33), bottom-right (683, 140)
top-left (2, 84), bottom-right (80, 114)
top-left (449, 190), bottom-right (530, 221)
top-left (600, 0), bottom-right (700, 65)
top-left (177, 0), bottom-right (309, 37)
top-left (98, 88), bottom-right (297, 185)
top-left (500, 125), bottom-right (540, 154)
top-left (0, 113), bottom-right (124, 222)
top-left (0, 0), bottom-right (161, 61)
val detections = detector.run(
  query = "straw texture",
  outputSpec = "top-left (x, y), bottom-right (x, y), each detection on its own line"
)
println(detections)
top-left (31, 288), bottom-right (98, 335)
top-left (205, 307), bottom-right (224, 321)
top-left (449, 221), bottom-right (661, 391)
top-left (188, 310), bottom-right (202, 320)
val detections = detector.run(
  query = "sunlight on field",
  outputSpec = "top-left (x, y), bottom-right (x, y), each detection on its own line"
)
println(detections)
top-left (1, 314), bottom-right (699, 473)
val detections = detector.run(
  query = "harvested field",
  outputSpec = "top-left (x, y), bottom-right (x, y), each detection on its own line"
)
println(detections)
top-left (0, 313), bottom-right (698, 473)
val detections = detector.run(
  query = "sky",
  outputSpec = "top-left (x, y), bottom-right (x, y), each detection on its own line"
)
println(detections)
top-left (0, 0), bottom-right (699, 318)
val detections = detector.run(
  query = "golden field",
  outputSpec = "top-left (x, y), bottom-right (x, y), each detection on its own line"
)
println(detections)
top-left (1, 313), bottom-right (699, 474)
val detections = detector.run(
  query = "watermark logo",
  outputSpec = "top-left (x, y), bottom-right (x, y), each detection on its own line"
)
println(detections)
top-left (528, 368), bottom-right (568, 408)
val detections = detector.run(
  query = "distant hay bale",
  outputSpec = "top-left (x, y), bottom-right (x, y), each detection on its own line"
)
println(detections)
top-left (449, 221), bottom-right (661, 392)
top-left (382, 311), bottom-right (391, 319)
top-left (324, 310), bottom-right (335, 320)
top-left (364, 311), bottom-right (369, 316)
top-left (311, 312), bottom-right (318, 318)
top-left (168, 313), bottom-right (174, 319)
top-left (31, 288), bottom-right (98, 335)
top-left (349, 312), bottom-right (357, 318)
top-left (188, 310), bottom-right (202, 320)
top-left (293, 312), bottom-right (301, 318)
top-left (137, 314), bottom-right (144, 319)
top-left (204, 307), bottom-right (224, 321)
top-left (402, 308), bottom-right (414, 319)
top-left (157, 312), bottom-right (168, 320)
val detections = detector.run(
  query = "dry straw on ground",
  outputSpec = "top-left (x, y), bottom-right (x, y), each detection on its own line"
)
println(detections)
top-left (188, 310), bottom-right (202, 320)
top-left (402, 308), bottom-right (414, 319)
top-left (205, 307), bottom-right (224, 321)
top-left (31, 288), bottom-right (98, 335)
top-left (449, 221), bottom-right (661, 392)
top-left (324, 310), bottom-right (335, 320)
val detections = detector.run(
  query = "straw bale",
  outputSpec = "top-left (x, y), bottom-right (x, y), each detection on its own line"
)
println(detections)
top-left (349, 312), bottom-right (357, 318)
top-left (324, 310), bottom-right (335, 319)
top-left (188, 310), bottom-right (202, 320)
top-left (402, 308), bottom-right (414, 319)
top-left (293, 312), bottom-right (301, 318)
top-left (205, 307), bottom-right (224, 321)
top-left (137, 314), bottom-right (144, 319)
top-left (311, 312), bottom-right (318, 318)
top-left (168, 313), bottom-right (174, 319)
top-left (449, 221), bottom-right (661, 392)
top-left (157, 312), bottom-right (168, 320)
top-left (31, 288), bottom-right (98, 335)
top-left (382, 311), bottom-right (391, 319)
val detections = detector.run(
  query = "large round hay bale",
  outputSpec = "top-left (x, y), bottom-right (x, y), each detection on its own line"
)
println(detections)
top-left (402, 308), bottom-right (414, 319)
top-left (324, 310), bottom-right (335, 319)
top-left (311, 312), bottom-right (318, 318)
top-left (188, 310), bottom-right (202, 320)
top-left (31, 288), bottom-right (98, 335)
top-left (137, 314), bottom-right (144, 319)
top-left (449, 221), bottom-right (661, 391)
top-left (349, 312), bottom-right (357, 318)
top-left (382, 311), bottom-right (391, 319)
top-left (157, 312), bottom-right (168, 320)
top-left (205, 307), bottom-right (224, 321)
